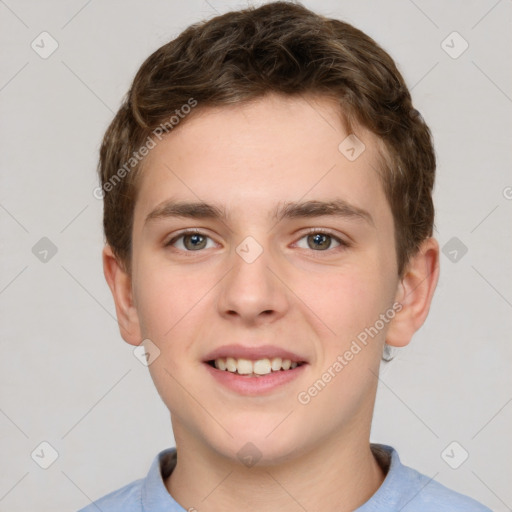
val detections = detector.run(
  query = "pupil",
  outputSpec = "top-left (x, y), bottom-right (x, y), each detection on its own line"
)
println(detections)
top-left (310, 233), bottom-right (330, 250)
top-left (183, 233), bottom-right (331, 251)
top-left (186, 234), bottom-right (206, 250)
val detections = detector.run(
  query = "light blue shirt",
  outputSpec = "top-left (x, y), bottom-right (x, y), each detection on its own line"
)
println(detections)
top-left (78, 444), bottom-right (491, 511)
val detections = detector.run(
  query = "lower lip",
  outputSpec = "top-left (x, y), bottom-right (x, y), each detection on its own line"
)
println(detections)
top-left (204, 362), bottom-right (307, 395)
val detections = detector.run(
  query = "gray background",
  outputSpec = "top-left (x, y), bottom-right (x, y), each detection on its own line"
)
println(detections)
top-left (1, 1), bottom-right (511, 510)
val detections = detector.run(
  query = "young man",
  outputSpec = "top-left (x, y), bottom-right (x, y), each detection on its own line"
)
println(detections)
top-left (81, 2), bottom-right (491, 511)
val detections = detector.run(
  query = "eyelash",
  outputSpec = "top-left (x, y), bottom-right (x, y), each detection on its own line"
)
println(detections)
top-left (164, 228), bottom-right (350, 255)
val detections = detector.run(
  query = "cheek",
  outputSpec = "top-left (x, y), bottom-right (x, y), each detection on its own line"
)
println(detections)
top-left (304, 263), bottom-right (392, 340)
top-left (133, 259), bottom-right (206, 341)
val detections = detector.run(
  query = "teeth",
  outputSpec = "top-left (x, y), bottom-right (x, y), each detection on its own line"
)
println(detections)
top-left (253, 358), bottom-right (271, 375)
top-left (237, 358), bottom-right (253, 375)
top-left (271, 357), bottom-right (282, 371)
top-left (213, 357), bottom-right (300, 375)
top-left (226, 357), bottom-right (237, 372)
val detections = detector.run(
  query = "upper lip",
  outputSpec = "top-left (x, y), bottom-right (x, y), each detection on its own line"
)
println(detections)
top-left (204, 344), bottom-right (308, 363)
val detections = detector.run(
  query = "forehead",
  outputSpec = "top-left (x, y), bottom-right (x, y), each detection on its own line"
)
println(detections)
top-left (134, 94), bottom-right (390, 227)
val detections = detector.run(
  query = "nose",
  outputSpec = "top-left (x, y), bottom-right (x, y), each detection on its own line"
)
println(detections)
top-left (217, 241), bottom-right (290, 326)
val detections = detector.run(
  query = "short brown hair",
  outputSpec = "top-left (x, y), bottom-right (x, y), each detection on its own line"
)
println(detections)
top-left (98, 1), bottom-right (435, 277)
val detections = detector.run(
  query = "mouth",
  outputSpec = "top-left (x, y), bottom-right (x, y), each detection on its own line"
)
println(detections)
top-left (206, 357), bottom-right (306, 377)
top-left (202, 344), bottom-right (308, 394)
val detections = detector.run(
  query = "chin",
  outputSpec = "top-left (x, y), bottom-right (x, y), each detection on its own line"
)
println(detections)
top-left (203, 415), bottom-right (308, 467)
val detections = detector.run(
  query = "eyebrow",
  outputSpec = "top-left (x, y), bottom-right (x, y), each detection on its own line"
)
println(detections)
top-left (144, 198), bottom-right (374, 227)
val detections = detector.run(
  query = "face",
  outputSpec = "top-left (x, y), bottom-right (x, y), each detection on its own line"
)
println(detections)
top-left (125, 94), bottom-right (403, 464)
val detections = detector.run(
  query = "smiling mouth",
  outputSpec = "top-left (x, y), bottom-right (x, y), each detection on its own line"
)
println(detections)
top-left (207, 357), bottom-right (306, 377)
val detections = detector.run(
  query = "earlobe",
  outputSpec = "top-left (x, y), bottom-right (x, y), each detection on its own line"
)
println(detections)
top-left (102, 245), bottom-right (142, 346)
top-left (386, 237), bottom-right (440, 348)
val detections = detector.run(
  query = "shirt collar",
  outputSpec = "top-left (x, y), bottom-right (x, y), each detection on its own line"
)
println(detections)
top-left (141, 443), bottom-right (406, 511)
top-left (141, 448), bottom-right (181, 511)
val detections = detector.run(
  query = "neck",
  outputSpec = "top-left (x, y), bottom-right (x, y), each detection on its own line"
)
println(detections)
top-left (165, 427), bottom-right (386, 512)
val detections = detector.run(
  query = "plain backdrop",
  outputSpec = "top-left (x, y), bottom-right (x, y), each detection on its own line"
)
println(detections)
top-left (1, 1), bottom-right (511, 510)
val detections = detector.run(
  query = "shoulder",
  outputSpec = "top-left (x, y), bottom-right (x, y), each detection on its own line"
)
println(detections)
top-left (77, 477), bottom-right (144, 512)
top-left (364, 444), bottom-right (492, 512)
top-left (76, 448), bottom-right (178, 512)
top-left (398, 463), bottom-right (492, 511)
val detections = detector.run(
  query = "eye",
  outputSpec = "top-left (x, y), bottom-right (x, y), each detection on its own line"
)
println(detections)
top-left (165, 229), bottom-right (349, 254)
top-left (294, 230), bottom-right (347, 252)
top-left (165, 230), bottom-right (216, 251)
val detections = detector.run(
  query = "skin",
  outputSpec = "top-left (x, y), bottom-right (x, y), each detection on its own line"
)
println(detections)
top-left (103, 93), bottom-right (439, 512)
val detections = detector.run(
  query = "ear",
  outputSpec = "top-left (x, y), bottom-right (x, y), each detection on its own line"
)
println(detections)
top-left (102, 245), bottom-right (142, 346)
top-left (386, 237), bottom-right (440, 347)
